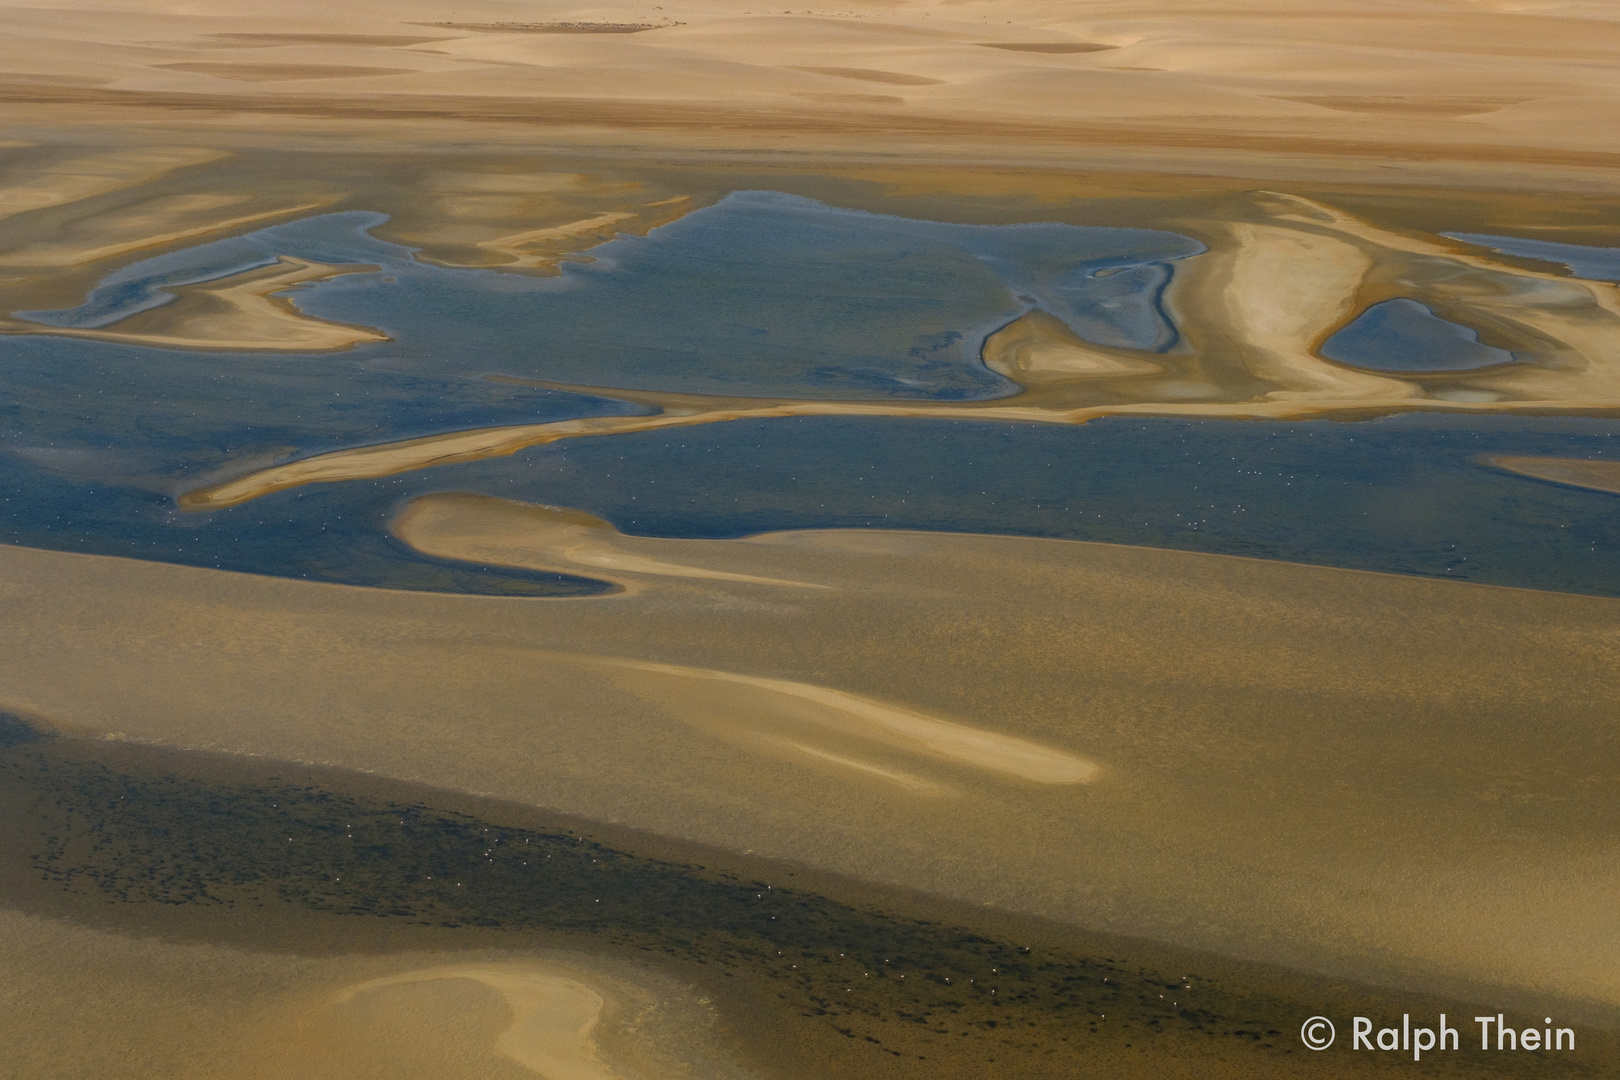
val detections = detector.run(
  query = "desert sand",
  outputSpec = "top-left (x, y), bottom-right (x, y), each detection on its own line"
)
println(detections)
top-left (1, 503), bottom-right (1617, 1013)
top-left (0, 0), bottom-right (1619, 187)
top-left (5, 0), bottom-right (1620, 1071)
top-left (0, 908), bottom-right (734, 1080)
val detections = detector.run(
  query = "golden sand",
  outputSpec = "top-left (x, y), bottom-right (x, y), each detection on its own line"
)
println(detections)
top-left (8, 256), bottom-right (388, 351)
top-left (1, 1), bottom-right (1619, 186)
top-left (2, 504), bottom-right (1618, 1008)
top-left (333, 966), bottom-right (622, 1080)
top-left (394, 493), bottom-right (826, 591)
top-left (0, 908), bottom-right (732, 1080)
top-left (1490, 455), bottom-right (1620, 495)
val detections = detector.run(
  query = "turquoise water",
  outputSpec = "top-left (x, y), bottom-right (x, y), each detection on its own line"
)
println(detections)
top-left (3, 198), bottom-right (1618, 596)
top-left (1321, 298), bottom-right (1520, 372)
top-left (1445, 233), bottom-right (1620, 283)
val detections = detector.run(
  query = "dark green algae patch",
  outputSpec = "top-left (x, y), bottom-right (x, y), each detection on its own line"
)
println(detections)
top-left (0, 712), bottom-right (1610, 1079)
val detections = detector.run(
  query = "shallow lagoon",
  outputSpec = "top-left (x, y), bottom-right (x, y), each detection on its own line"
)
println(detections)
top-left (1320, 297), bottom-right (1520, 372)
top-left (4, 202), bottom-right (1618, 596)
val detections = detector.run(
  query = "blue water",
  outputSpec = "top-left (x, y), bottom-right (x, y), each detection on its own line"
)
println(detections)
top-left (1445, 233), bottom-right (1620, 283)
top-left (1321, 298), bottom-right (1519, 372)
top-left (4, 197), bottom-right (1618, 597)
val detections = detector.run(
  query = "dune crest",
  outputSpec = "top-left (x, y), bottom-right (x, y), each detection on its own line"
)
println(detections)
top-left (601, 657), bottom-right (1099, 786)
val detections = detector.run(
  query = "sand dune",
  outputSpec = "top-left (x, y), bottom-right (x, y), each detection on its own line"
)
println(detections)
top-left (3, 510), bottom-right (1619, 1006)
top-left (0, 0), bottom-right (1617, 180)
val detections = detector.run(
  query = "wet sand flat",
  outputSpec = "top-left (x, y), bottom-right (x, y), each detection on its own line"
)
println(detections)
top-left (1490, 455), bottom-right (1620, 495)
top-left (0, 512), bottom-right (1616, 1013)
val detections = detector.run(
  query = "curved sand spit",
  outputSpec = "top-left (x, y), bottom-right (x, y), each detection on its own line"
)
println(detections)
top-left (1490, 454), bottom-right (1620, 495)
top-left (14, 255), bottom-right (388, 351)
top-left (393, 493), bottom-right (827, 591)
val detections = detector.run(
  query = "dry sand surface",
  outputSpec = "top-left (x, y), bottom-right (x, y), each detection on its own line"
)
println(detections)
top-left (0, 908), bottom-right (737, 1080)
top-left (0, 1), bottom-right (1619, 185)
top-left (1, 506), bottom-right (1617, 1014)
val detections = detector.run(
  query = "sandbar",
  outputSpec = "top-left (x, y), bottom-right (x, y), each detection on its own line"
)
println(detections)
top-left (1490, 454), bottom-right (1620, 495)
top-left (10, 256), bottom-right (388, 351)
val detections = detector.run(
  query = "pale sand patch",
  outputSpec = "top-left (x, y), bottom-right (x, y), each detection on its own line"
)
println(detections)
top-left (11, 256), bottom-right (387, 351)
top-left (981, 310), bottom-right (1162, 382)
top-left (392, 493), bottom-right (826, 591)
top-left (0, 909), bottom-right (732, 1080)
top-left (334, 966), bottom-right (622, 1080)
top-left (596, 657), bottom-right (1097, 784)
top-left (1489, 454), bottom-right (1620, 494)
top-left (0, 146), bottom-right (226, 221)
top-left (764, 736), bottom-right (948, 795)
top-left (3, 523), bottom-right (1620, 1005)
top-left (0, 197), bottom-right (328, 267)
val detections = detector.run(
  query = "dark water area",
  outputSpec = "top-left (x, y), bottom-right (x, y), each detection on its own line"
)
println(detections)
top-left (1445, 233), bottom-right (1620, 283)
top-left (1320, 298), bottom-right (1520, 372)
top-left (3, 200), bottom-right (1618, 597)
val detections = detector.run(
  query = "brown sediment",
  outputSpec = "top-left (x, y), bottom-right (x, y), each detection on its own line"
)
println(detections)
top-left (3, 516), bottom-right (1620, 1015)
top-left (0, 197), bottom-right (328, 268)
top-left (4, 256), bottom-right (388, 352)
top-left (1489, 455), bottom-right (1620, 495)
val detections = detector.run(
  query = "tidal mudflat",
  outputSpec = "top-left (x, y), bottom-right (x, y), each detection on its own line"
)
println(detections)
top-left (5, 1), bottom-right (1620, 1071)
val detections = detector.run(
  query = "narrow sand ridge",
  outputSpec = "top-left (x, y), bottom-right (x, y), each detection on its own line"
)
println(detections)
top-left (594, 657), bottom-right (1098, 786)
top-left (11, 256), bottom-right (388, 351)
top-left (0, 198), bottom-right (328, 268)
top-left (334, 965), bottom-right (623, 1080)
top-left (393, 492), bottom-right (826, 591)
top-left (0, 147), bottom-right (226, 220)
top-left (4, 508), bottom-right (1620, 1005)
top-left (1490, 455), bottom-right (1620, 495)
top-left (178, 193), bottom-right (1620, 509)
